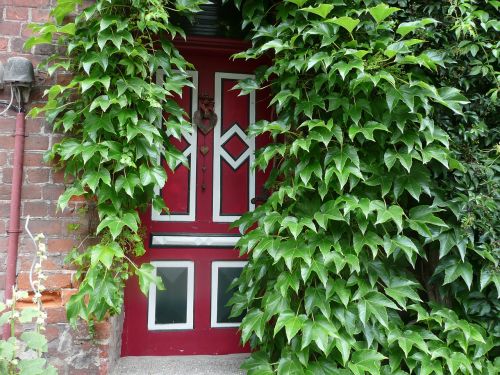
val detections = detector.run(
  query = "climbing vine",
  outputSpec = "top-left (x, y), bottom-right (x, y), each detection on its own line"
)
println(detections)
top-left (28, 0), bottom-right (499, 372)
top-left (27, 0), bottom-right (206, 326)
top-left (230, 0), bottom-right (499, 373)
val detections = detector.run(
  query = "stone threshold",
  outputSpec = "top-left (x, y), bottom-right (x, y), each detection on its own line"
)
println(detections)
top-left (112, 354), bottom-right (248, 375)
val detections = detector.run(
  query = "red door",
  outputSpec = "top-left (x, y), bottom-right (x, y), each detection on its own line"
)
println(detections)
top-left (121, 38), bottom-right (270, 356)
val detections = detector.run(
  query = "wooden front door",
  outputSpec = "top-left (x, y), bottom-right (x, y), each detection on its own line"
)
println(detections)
top-left (121, 38), bottom-right (270, 356)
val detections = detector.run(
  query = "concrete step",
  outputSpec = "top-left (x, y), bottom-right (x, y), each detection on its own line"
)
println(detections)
top-left (112, 354), bottom-right (248, 375)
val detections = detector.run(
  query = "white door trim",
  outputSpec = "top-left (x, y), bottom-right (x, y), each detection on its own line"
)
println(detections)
top-left (152, 70), bottom-right (198, 222)
top-left (213, 72), bottom-right (256, 223)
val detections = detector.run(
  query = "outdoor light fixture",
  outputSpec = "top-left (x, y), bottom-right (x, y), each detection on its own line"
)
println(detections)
top-left (3, 56), bottom-right (35, 104)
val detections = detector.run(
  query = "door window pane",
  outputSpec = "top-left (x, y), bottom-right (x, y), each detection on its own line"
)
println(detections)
top-left (211, 261), bottom-right (247, 327)
top-left (148, 261), bottom-right (194, 330)
top-left (156, 267), bottom-right (188, 324)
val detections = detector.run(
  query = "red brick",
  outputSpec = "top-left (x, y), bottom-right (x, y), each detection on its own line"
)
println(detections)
top-left (10, 0), bottom-right (50, 7)
top-left (0, 151), bottom-right (9, 165)
top-left (0, 21), bottom-right (20, 36)
top-left (45, 273), bottom-right (72, 289)
top-left (55, 72), bottom-right (73, 85)
top-left (42, 184), bottom-right (64, 200)
top-left (47, 238), bottom-right (76, 253)
top-left (51, 170), bottom-right (71, 183)
top-left (0, 135), bottom-right (15, 149)
top-left (0, 202), bottom-right (10, 216)
top-left (44, 324), bottom-right (60, 343)
top-left (61, 288), bottom-right (77, 305)
top-left (46, 306), bottom-right (67, 324)
top-left (0, 236), bottom-right (8, 252)
top-left (0, 37), bottom-right (8, 51)
top-left (16, 272), bottom-right (31, 290)
top-left (2, 168), bottom-right (12, 183)
top-left (43, 258), bottom-right (63, 271)
top-left (94, 321), bottom-right (111, 340)
top-left (20, 184), bottom-right (42, 199)
top-left (34, 43), bottom-right (56, 56)
top-left (5, 7), bottom-right (29, 20)
top-left (0, 118), bottom-right (14, 130)
top-left (0, 117), bottom-right (15, 132)
top-left (23, 152), bottom-right (45, 167)
top-left (10, 37), bottom-right (26, 53)
top-left (31, 8), bottom-right (50, 22)
top-left (51, 202), bottom-right (79, 218)
top-left (26, 168), bottom-right (50, 183)
top-left (28, 86), bottom-right (48, 102)
top-left (24, 135), bottom-right (49, 151)
top-left (0, 185), bottom-right (13, 199)
top-left (20, 24), bottom-right (35, 38)
top-left (22, 200), bottom-right (48, 217)
top-left (25, 118), bottom-right (44, 134)
top-left (24, 218), bottom-right (62, 235)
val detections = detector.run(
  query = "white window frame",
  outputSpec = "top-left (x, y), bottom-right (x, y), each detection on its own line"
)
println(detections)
top-left (211, 261), bottom-right (247, 328)
top-left (148, 261), bottom-right (194, 331)
top-left (213, 72), bottom-right (256, 223)
top-left (152, 70), bottom-right (198, 222)
top-left (151, 234), bottom-right (240, 248)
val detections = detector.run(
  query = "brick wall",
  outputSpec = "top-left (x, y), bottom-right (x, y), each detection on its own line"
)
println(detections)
top-left (0, 1), bottom-right (120, 373)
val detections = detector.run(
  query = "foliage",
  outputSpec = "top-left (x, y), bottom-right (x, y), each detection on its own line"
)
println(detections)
top-left (387, 0), bottom-right (500, 338)
top-left (27, 0), bottom-right (499, 371)
top-left (230, 0), bottom-right (499, 373)
top-left (26, 0), bottom-right (206, 326)
top-left (0, 233), bottom-right (57, 375)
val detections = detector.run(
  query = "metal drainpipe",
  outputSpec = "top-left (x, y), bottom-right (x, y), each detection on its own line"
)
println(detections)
top-left (3, 110), bottom-right (26, 339)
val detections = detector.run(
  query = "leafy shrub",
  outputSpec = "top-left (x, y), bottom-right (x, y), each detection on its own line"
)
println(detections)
top-left (230, 0), bottom-right (499, 373)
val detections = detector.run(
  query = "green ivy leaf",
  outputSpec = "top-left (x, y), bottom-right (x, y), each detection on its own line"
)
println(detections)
top-left (96, 212), bottom-right (139, 239)
top-left (368, 3), bottom-right (400, 24)
top-left (136, 263), bottom-right (164, 296)
top-left (241, 352), bottom-right (274, 375)
top-left (90, 242), bottom-right (124, 269)
top-left (376, 205), bottom-right (404, 232)
top-left (301, 4), bottom-right (334, 19)
top-left (444, 261), bottom-right (473, 289)
top-left (274, 310), bottom-right (307, 342)
top-left (241, 309), bottom-right (266, 343)
top-left (329, 16), bottom-right (360, 33)
top-left (348, 349), bottom-right (386, 375)
top-left (301, 317), bottom-right (338, 354)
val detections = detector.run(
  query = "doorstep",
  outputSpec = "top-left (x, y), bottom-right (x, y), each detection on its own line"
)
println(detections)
top-left (111, 354), bottom-right (248, 375)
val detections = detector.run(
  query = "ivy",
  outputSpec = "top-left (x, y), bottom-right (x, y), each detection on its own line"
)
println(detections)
top-left (27, 0), bottom-right (499, 371)
top-left (26, 0), bottom-right (206, 327)
top-left (231, 0), bottom-right (499, 373)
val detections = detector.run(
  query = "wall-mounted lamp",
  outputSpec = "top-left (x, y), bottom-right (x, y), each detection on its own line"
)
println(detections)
top-left (3, 57), bottom-right (35, 105)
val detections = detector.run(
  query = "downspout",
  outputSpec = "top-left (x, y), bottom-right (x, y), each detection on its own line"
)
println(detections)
top-left (1, 56), bottom-right (34, 339)
top-left (3, 110), bottom-right (26, 339)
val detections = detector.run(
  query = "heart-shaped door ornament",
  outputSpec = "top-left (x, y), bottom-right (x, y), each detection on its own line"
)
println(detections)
top-left (200, 145), bottom-right (209, 156)
top-left (193, 94), bottom-right (217, 135)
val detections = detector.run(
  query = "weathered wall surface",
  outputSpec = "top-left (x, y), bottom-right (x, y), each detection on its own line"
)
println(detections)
top-left (0, 1), bottom-right (118, 373)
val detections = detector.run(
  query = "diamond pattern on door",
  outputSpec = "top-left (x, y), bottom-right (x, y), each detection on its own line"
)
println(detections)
top-left (213, 73), bottom-right (255, 222)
